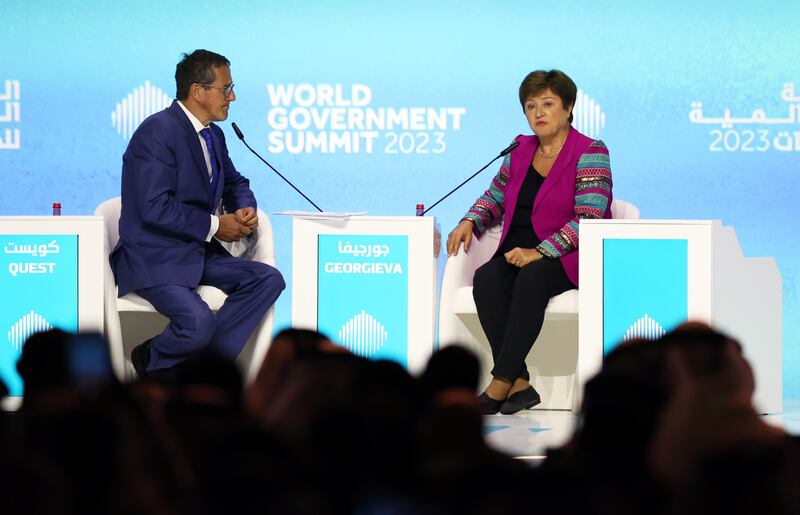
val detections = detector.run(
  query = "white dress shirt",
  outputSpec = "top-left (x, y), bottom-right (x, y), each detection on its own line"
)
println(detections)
top-left (177, 100), bottom-right (219, 241)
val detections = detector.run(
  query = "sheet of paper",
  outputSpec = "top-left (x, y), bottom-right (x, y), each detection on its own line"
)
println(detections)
top-left (273, 211), bottom-right (367, 220)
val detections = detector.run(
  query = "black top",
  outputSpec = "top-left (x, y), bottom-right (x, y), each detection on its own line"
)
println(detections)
top-left (499, 163), bottom-right (544, 254)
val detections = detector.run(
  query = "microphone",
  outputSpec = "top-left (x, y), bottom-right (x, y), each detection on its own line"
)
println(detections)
top-left (231, 122), bottom-right (323, 212)
top-left (499, 139), bottom-right (519, 156)
top-left (421, 139), bottom-right (519, 215)
top-left (231, 122), bottom-right (245, 140)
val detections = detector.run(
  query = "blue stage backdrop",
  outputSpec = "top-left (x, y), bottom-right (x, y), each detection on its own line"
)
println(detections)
top-left (1, 1), bottom-right (798, 396)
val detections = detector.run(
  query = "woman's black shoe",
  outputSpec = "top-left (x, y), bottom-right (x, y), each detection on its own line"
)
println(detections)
top-left (499, 385), bottom-right (541, 415)
top-left (478, 392), bottom-right (504, 415)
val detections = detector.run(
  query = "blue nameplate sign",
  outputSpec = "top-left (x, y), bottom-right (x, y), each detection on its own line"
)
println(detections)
top-left (602, 238), bottom-right (688, 354)
top-left (0, 235), bottom-right (79, 396)
top-left (317, 234), bottom-right (409, 367)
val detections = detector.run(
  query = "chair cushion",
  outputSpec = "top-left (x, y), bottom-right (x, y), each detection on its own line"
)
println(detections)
top-left (117, 285), bottom-right (228, 313)
top-left (452, 287), bottom-right (579, 316)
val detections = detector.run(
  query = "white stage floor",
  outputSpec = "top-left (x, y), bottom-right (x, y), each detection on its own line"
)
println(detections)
top-left (484, 399), bottom-right (800, 460)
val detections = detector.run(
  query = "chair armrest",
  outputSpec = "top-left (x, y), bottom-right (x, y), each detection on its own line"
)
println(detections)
top-left (441, 225), bottom-right (502, 291)
top-left (101, 238), bottom-right (127, 380)
top-left (247, 209), bottom-right (276, 266)
top-left (439, 225), bottom-right (502, 345)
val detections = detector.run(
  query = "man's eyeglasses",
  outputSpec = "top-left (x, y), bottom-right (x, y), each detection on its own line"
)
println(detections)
top-left (201, 83), bottom-right (235, 97)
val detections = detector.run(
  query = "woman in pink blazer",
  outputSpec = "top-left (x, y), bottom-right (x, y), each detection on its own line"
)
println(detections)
top-left (446, 70), bottom-right (613, 415)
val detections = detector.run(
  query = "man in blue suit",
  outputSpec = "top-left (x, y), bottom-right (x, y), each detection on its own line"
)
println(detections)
top-left (111, 49), bottom-right (285, 377)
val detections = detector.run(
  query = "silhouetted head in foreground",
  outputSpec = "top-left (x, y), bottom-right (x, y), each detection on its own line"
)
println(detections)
top-left (16, 329), bottom-right (72, 402)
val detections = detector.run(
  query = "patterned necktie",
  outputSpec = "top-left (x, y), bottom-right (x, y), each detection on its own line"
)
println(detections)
top-left (199, 128), bottom-right (220, 193)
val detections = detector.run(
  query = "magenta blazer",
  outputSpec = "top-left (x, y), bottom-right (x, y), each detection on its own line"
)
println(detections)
top-left (465, 126), bottom-right (613, 286)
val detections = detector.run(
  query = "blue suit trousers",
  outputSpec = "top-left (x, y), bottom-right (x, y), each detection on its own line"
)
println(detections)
top-left (136, 249), bottom-right (285, 372)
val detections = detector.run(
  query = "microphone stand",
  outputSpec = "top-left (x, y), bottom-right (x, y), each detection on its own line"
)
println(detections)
top-left (422, 141), bottom-right (518, 215)
top-left (231, 123), bottom-right (323, 212)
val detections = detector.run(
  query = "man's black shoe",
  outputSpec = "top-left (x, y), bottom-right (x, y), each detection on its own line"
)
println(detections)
top-left (131, 338), bottom-right (152, 378)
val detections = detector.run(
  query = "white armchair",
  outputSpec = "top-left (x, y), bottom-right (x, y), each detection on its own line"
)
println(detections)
top-left (95, 197), bottom-right (276, 383)
top-left (438, 199), bottom-right (640, 410)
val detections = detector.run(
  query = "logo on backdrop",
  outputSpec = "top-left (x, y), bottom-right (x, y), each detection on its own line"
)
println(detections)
top-left (265, 83), bottom-right (467, 154)
top-left (111, 81), bottom-right (172, 140)
top-left (689, 82), bottom-right (800, 152)
top-left (7, 310), bottom-right (53, 353)
top-left (573, 89), bottom-right (606, 139)
top-left (338, 310), bottom-right (388, 357)
top-left (0, 80), bottom-right (21, 151)
top-left (623, 313), bottom-right (666, 341)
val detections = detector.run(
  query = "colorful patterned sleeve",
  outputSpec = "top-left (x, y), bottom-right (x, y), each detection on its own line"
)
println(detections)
top-left (462, 153), bottom-right (510, 236)
top-left (536, 140), bottom-right (613, 258)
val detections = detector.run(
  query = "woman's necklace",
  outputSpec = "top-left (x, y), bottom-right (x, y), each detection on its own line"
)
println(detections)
top-left (537, 142), bottom-right (563, 159)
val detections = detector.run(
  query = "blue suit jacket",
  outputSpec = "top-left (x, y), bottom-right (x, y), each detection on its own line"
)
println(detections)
top-left (111, 101), bottom-right (256, 296)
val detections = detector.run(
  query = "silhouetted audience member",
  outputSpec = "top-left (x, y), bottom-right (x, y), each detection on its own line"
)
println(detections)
top-left (172, 349), bottom-right (244, 402)
top-left (537, 335), bottom-right (670, 514)
top-left (648, 324), bottom-right (799, 515)
top-left (0, 377), bottom-right (8, 442)
top-left (415, 345), bottom-right (534, 514)
top-left (306, 358), bottom-right (423, 512)
top-left (419, 345), bottom-right (480, 403)
top-left (15, 329), bottom-right (72, 408)
top-left (538, 323), bottom-right (800, 515)
top-left (2, 324), bottom-right (798, 515)
top-left (246, 327), bottom-right (345, 421)
top-left (0, 449), bottom-right (67, 515)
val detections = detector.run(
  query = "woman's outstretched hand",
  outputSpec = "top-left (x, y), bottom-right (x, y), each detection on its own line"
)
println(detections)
top-left (447, 219), bottom-right (474, 256)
